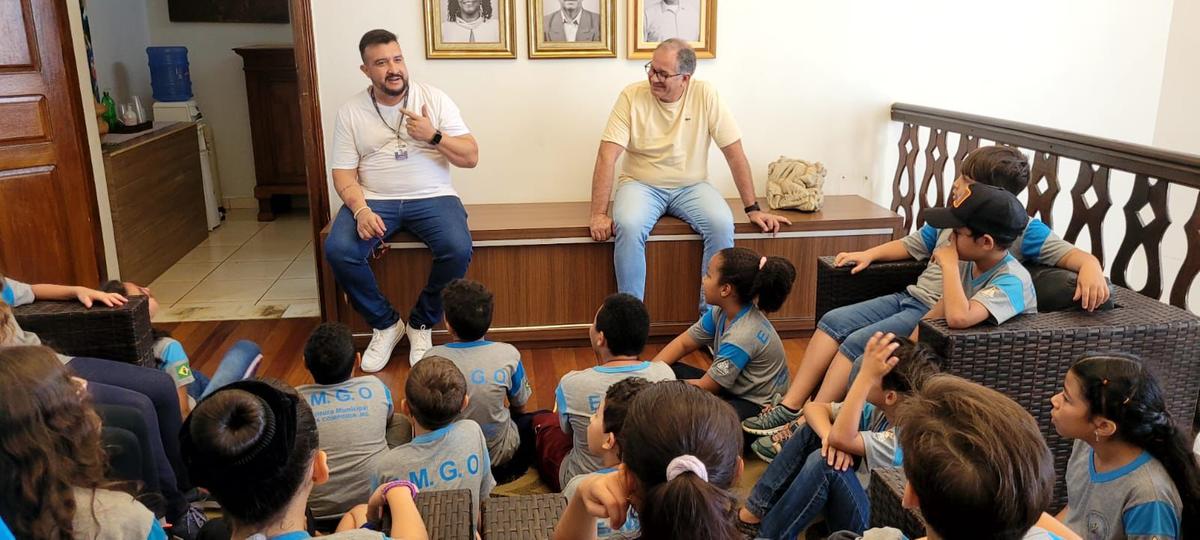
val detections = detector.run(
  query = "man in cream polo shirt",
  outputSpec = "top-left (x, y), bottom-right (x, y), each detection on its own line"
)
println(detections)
top-left (326, 29), bottom-right (479, 372)
top-left (588, 39), bottom-right (790, 309)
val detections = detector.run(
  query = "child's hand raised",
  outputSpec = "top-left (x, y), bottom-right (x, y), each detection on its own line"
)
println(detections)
top-left (860, 332), bottom-right (901, 381)
top-left (75, 287), bottom-right (127, 308)
top-left (576, 469), bottom-right (632, 531)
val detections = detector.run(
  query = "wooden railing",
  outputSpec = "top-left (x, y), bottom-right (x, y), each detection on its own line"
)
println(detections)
top-left (889, 103), bottom-right (1200, 312)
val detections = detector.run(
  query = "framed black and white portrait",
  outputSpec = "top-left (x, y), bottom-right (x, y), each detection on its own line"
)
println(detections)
top-left (627, 0), bottom-right (716, 59)
top-left (528, 0), bottom-right (616, 58)
top-left (424, 0), bottom-right (517, 58)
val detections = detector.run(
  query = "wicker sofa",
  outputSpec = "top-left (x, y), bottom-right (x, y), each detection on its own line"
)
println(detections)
top-left (12, 294), bottom-right (155, 367)
top-left (816, 256), bottom-right (1200, 515)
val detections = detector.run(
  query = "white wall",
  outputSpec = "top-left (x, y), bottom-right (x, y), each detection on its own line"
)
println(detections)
top-left (145, 1), bottom-right (293, 203)
top-left (312, 0), bottom-right (1174, 216)
top-left (87, 0), bottom-right (153, 109)
top-left (1153, 0), bottom-right (1200, 310)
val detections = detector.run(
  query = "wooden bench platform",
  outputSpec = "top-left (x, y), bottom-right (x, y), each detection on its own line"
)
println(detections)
top-left (319, 195), bottom-right (901, 345)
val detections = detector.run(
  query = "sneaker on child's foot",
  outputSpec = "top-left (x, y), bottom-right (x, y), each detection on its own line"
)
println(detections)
top-left (361, 319), bottom-right (405, 372)
top-left (406, 323), bottom-right (432, 365)
top-left (741, 399), bottom-right (802, 436)
top-left (750, 419), bottom-right (802, 462)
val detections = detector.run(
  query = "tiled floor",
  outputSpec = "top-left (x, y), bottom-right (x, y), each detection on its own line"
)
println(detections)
top-left (149, 209), bottom-right (319, 322)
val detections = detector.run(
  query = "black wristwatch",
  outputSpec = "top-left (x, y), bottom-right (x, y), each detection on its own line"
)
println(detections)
top-left (744, 202), bottom-right (761, 214)
top-left (430, 130), bottom-right (443, 146)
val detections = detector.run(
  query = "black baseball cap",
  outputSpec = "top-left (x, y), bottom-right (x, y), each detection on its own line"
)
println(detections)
top-left (923, 182), bottom-right (1028, 244)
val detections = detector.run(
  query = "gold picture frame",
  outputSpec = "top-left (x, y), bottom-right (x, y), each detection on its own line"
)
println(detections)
top-left (527, 0), bottom-right (616, 59)
top-left (626, 0), bottom-right (716, 59)
top-left (424, 0), bottom-right (517, 59)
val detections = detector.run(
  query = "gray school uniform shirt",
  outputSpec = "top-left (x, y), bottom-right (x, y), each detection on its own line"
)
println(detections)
top-left (296, 375), bottom-right (395, 519)
top-left (555, 361), bottom-right (676, 487)
top-left (900, 218), bottom-right (1074, 308)
top-left (956, 252), bottom-right (1038, 324)
top-left (829, 401), bottom-right (902, 487)
top-left (70, 487), bottom-right (166, 540)
top-left (1, 277), bottom-right (71, 363)
top-left (562, 467), bottom-right (640, 539)
top-left (426, 340), bottom-right (532, 466)
top-left (844, 526), bottom-right (1063, 539)
top-left (1064, 439), bottom-right (1182, 540)
top-left (686, 305), bottom-right (790, 407)
top-left (374, 419), bottom-right (496, 525)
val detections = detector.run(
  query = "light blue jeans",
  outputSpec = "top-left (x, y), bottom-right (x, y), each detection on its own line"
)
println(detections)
top-left (612, 180), bottom-right (734, 310)
top-left (187, 340), bottom-right (264, 401)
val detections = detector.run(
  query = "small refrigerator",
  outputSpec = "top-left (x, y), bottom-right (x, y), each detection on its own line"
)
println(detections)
top-left (153, 100), bottom-right (224, 230)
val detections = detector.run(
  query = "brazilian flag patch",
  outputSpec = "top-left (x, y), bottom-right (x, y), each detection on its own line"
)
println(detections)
top-left (176, 364), bottom-right (192, 379)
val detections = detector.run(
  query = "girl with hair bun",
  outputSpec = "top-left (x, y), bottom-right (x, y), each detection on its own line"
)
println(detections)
top-left (653, 247), bottom-right (797, 420)
top-left (1050, 353), bottom-right (1199, 540)
top-left (181, 379), bottom-right (428, 539)
top-left (554, 381), bottom-right (744, 540)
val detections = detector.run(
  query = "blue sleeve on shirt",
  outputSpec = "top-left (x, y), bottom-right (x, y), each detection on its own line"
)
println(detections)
top-left (383, 384), bottom-right (394, 416)
top-left (1020, 219), bottom-right (1051, 262)
top-left (1, 283), bottom-right (13, 306)
top-left (161, 341), bottom-right (189, 363)
top-left (919, 224), bottom-right (939, 254)
top-left (147, 519), bottom-right (168, 540)
top-left (700, 307), bottom-right (716, 335)
top-left (990, 274), bottom-right (1028, 313)
top-left (555, 383), bottom-right (569, 431)
top-left (1123, 501), bottom-right (1180, 538)
top-left (0, 515), bottom-right (14, 540)
top-left (509, 361), bottom-right (527, 398)
top-left (715, 342), bottom-right (751, 369)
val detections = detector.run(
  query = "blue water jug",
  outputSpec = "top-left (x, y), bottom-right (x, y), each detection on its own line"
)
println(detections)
top-left (147, 46), bottom-right (192, 102)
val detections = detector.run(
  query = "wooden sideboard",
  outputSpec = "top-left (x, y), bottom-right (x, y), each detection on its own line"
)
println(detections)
top-left (234, 45), bottom-right (306, 221)
top-left (102, 122), bottom-right (206, 284)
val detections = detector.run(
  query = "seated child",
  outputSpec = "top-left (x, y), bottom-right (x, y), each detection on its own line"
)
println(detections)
top-left (180, 379), bottom-right (426, 539)
top-left (554, 380), bottom-right (744, 540)
top-left (374, 356), bottom-right (495, 528)
top-left (560, 377), bottom-right (652, 539)
top-left (102, 280), bottom-right (263, 416)
top-left (535, 293), bottom-right (675, 491)
top-left (0, 345), bottom-right (166, 540)
top-left (653, 246), bottom-right (795, 421)
top-left (424, 279), bottom-right (539, 484)
top-left (739, 333), bottom-right (941, 538)
top-left (743, 145), bottom-right (1106, 440)
top-left (1049, 353), bottom-right (1197, 539)
top-left (297, 322), bottom-right (410, 521)
top-left (2, 273), bottom-right (200, 537)
top-left (833, 374), bottom-right (1072, 540)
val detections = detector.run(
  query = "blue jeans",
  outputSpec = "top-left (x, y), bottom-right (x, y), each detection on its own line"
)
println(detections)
top-left (746, 424), bottom-right (870, 539)
top-left (817, 291), bottom-right (930, 364)
top-left (612, 181), bottom-right (734, 310)
top-left (186, 340), bottom-right (263, 401)
top-left (325, 196), bottom-right (473, 329)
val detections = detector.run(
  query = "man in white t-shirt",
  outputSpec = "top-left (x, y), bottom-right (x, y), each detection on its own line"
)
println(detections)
top-left (588, 39), bottom-right (790, 310)
top-left (326, 29), bottom-right (479, 372)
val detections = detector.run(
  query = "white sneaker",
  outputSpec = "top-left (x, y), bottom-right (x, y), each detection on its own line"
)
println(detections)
top-left (361, 320), bottom-right (405, 373)
top-left (407, 323), bottom-right (433, 365)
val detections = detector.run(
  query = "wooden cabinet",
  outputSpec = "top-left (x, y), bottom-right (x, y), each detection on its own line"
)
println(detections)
top-left (234, 45), bottom-right (306, 221)
top-left (102, 122), bottom-right (207, 284)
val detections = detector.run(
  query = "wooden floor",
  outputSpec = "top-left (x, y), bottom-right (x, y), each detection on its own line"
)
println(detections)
top-left (162, 318), bottom-right (812, 410)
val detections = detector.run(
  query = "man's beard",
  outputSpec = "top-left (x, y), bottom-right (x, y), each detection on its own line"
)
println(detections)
top-left (377, 76), bottom-right (407, 97)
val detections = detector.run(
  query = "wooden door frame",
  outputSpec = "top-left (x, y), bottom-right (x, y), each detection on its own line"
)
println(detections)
top-left (290, 0), bottom-right (333, 318)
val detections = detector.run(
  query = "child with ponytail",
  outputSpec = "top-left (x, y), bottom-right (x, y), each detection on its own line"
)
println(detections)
top-left (554, 380), bottom-right (744, 540)
top-left (653, 247), bottom-right (796, 420)
top-left (1049, 353), bottom-right (1198, 540)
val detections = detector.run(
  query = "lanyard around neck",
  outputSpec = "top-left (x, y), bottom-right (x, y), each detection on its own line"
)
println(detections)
top-left (369, 85), bottom-right (411, 137)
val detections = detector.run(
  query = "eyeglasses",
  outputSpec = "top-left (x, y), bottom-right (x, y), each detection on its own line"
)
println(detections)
top-left (644, 62), bottom-right (684, 81)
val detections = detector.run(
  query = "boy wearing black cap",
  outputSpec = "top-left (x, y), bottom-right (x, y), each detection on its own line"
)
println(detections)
top-left (922, 181), bottom-right (1037, 327)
